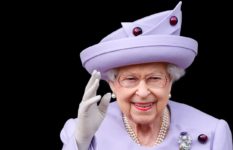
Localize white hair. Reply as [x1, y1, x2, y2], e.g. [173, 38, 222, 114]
[106, 69, 118, 81]
[167, 63, 185, 82]
[106, 63, 185, 82]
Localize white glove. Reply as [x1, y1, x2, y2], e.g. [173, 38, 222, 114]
[75, 70, 111, 150]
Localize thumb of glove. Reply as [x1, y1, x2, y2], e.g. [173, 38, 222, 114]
[98, 93, 111, 115]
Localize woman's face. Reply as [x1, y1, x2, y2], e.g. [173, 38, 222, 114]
[109, 62, 172, 125]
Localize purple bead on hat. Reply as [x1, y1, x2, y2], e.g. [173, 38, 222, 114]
[80, 1, 198, 80]
[132, 27, 143, 36]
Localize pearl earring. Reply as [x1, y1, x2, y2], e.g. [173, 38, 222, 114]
[169, 94, 171, 99]
[111, 93, 116, 99]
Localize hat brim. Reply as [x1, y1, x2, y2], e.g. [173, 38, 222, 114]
[80, 35, 198, 80]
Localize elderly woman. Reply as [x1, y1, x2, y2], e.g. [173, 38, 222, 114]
[60, 2, 232, 150]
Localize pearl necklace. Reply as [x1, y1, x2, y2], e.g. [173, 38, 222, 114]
[122, 107, 169, 146]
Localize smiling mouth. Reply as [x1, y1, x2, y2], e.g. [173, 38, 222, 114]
[133, 102, 154, 111]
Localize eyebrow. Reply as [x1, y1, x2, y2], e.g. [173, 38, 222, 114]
[119, 72, 166, 77]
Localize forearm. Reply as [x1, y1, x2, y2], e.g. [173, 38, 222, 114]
[75, 129, 94, 150]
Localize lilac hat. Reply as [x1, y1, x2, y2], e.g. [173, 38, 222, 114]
[80, 1, 198, 80]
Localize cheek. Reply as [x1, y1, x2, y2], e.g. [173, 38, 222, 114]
[116, 100, 130, 116]
[156, 97, 168, 113]
[151, 87, 171, 111]
[151, 84, 171, 99]
[115, 88, 135, 115]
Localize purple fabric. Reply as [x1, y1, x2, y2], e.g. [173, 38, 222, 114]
[79, 2, 198, 80]
[60, 100, 232, 150]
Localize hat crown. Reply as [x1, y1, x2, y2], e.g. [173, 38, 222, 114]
[101, 1, 182, 42]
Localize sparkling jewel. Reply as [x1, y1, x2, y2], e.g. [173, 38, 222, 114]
[132, 27, 143, 36]
[180, 132, 187, 136]
[122, 107, 169, 146]
[198, 134, 208, 144]
[169, 16, 178, 26]
[178, 131, 192, 150]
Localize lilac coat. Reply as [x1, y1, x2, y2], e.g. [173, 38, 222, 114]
[60, 100, 232, 150]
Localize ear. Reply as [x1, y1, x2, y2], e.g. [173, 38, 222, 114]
[108, 80, 116, 93]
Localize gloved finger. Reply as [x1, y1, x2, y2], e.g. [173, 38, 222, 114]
[98, 93, 111, 114]
[85, 70, 101, 91]
[79, 95, 101, 114]
[82, 78, 100, 101]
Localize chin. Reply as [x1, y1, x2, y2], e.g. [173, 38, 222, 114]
[131, 114, 156, 125]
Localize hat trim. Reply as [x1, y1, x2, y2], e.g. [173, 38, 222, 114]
[81, 35, 198, 65]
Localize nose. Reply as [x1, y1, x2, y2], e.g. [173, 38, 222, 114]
[135, 81, 151, 98]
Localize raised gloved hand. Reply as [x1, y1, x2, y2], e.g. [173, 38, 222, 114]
[75, 70, 111, 150]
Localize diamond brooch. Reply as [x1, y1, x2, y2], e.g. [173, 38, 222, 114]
[178, 132, 192, 150]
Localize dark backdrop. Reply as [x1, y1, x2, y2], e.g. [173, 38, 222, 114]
[14, 0, 232, 149]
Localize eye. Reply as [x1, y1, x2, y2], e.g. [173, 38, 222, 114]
[119, 75, 138, 84]
[125, 76, 138, 81]
[148, 76, 162, 81]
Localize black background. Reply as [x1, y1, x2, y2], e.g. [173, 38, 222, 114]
[8, 0, 232, 149]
